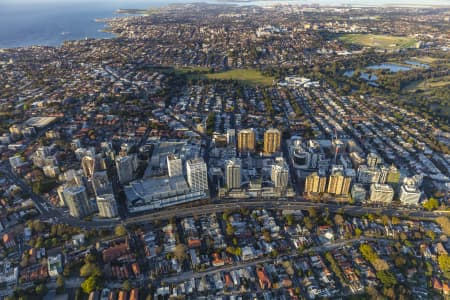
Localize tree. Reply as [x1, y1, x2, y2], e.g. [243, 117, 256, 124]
[35, 284, 48, 296]
[436, 217, 450, 235]
[56, 275, 65, 288]
[81, 275, 103, 294]
[115, 225, 127, 236]
[32, 220, 46, 233]
[376, 270, 397, 287]
[426, 230, 436, 241]
[394, 256, 406, 268]
[122, 280, 132, 292]
[423, 197, 439, 211]
[425, 261, 433, 276]
[372, 258, 390, 271]
[80, 263, 101, 277]
[438, 254, 450, 279]
[360, 244, 378, 263]
[285, 214, 294, 226]
[366, 285, 380, 299]
[391, 216, 401, 225]
[308, 207, 317, 218]
[334, 214, 344, 226]
[225, 223, 235, 236]
[173, 243, 187, 261]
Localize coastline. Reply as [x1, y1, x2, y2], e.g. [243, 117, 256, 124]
[1, 1, 449, 49]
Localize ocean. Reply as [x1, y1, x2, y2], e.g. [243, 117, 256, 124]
[0, 0, 191, 48]
[0, 0, 447, 49]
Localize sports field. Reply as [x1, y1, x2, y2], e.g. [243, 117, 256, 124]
[405, 75, 450, 91]
[204, 69, 275, 86]
[339, 34, 417, 50]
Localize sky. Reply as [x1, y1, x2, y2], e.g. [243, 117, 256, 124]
[1, 0, 449, 7]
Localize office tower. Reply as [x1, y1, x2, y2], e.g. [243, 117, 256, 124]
[292, 147, 310, 169]
[379, 165, 389, 184]
[369, 184, 394, 203]
[271, 162, 289, 189]
[116, 155, 135, 184]
[399, 184, 421, 206]
[386, 165, 401, 185]
[357, 165, 381, 184]
[305, 172, 327, 194]
[227, 129, 236, 145]
[81, 155, 96, 178]
[63, 185, 93, 218]
[96, 194, 119, 218]
[237, 129, 256, 153]
[186, 158, 209, 192]
[264, 128, 281, 154]
[327, 171, 351, 196]
[351, 183, 367, 202]
[92, 171, 113, 196]
[226, 159, 241, 190]
[167, 154, 183, 177]
[367, 152, 381, 168]
[349, 152, 366, 169]
[332, 139, 345, 163]
[33, 147, 50, 168]
[57, 185, 67, 207]
[43, 165, 60, 178]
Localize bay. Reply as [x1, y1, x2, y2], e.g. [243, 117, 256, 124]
[0, 0, 448, 49]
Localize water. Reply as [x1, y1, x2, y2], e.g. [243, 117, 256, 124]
[344, 70, 378, 81]
[0, 0, 194, 48]
[367, 63, 412, 72]
[1, 0, 448, 49]
[404, 60, 429, 68]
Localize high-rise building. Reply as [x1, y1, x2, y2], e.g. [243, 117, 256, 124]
[226, 159, 241, 190]
[349, 152, 366, 169]
[367, 152, 381, 168]
[271, 162, 289, 189]
[186, 158, 209, 192]
[167, 154, 183, 177]
[96, 194, 119, 218]
[237, 129, 256, 153]
[57, 185, 66, 207]
[43, 165, 60, 178]
[351, 184, 367, 202]
[81, 155, 96, 178]
[386, 165, 401, 186]
[227, 129, 236, 146]
[399, 184, 421, 206]
[327, 171, 351, 195]
[305, 172, 327, 194]
[92, 171, 113, 196]
[357, 165, 381, 184]
[369, 184, 394, 203]
[63, 185, 93, 218]
[116, 155, 136, 184]
[264, 128, 281, 154]
[379, 165, 389, 184]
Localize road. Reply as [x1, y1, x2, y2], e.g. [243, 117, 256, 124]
[1, 160, 449, 230]
[0, 163, 118, 229]
[161, 236, 377, 284]
[123, 198, 447, 226]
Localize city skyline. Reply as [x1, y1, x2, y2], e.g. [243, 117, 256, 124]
[0, 2, 448, 299]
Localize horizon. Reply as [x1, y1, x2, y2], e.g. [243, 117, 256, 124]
[2, 0, 450, 7]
